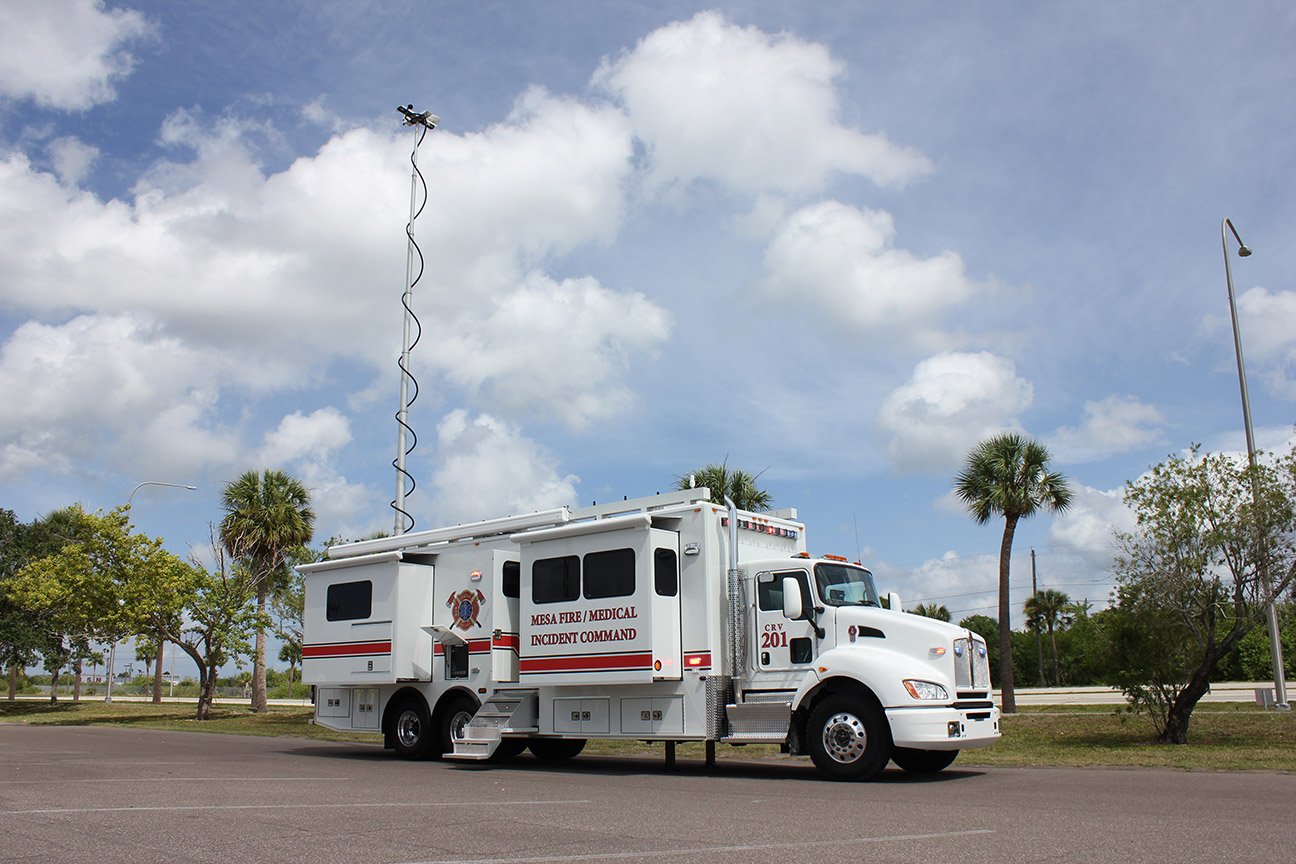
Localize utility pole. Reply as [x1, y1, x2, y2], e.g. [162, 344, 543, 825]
[1031, 549, 1045, 687]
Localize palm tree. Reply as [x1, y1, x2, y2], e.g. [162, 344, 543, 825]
[1024, 589, 1074, 686]
[909, 602, 952, 622]
[955, 433, 1072, 713]
[219, 469, 314, 712]
[676, 460, 771, 511]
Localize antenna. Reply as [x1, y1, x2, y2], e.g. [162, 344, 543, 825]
[391, 105, 440, 534]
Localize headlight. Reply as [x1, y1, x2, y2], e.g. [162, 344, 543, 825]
[903, 680, 949, 701]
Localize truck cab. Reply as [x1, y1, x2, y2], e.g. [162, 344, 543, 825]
[735, 554, 999, 777]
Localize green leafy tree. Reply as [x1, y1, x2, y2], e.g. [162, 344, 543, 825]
[676, 460, 772, 511]
[909, 602, 952, 622]
[955, 433, 1073, 713]
[1235, 602, 1295, 678]
[1024, 589, 1073, 686]
[0, 510, 48, 701]
[176, 528, 260, 720]
[219, 469, 314, 712]
[1108, 444, 1296, 743]
[273, 569, 305, 699]
[9, 506, 135, 704]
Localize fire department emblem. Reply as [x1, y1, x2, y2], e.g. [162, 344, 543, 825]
[447, 588, 486, 631]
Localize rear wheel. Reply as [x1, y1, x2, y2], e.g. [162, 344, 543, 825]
[891, 747, 959, 774]
[437, 694, 479, 759]
[390, 696, 435, 760]
[528, 738, 586, 761]
[492, 738, 529, 761]
[806, 694, 891, 780]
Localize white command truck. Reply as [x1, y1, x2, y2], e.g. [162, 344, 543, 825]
[299, 489, 1000, 780]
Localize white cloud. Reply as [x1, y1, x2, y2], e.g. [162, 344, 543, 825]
[257, 408, 352, 466]
[296, 460, 380, 544]
[0, 314, 238, 481]
[428, 273, 672, 429]
[48, 136, 100, 186]
[427, 410, 579, 525]
[1048, 482, 1135, 569]
[594, 11, 930, 197]
[878, 352, 1033, 472]
[1050, 395, 1163, 463]
[0, 0, 152, 110]
[0, 85, 663, 479]
[1236, 287, 1296, 398]
[754, 200, 976, 339]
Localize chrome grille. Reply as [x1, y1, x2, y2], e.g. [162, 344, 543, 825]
[972, 636, 990, 689]
[953, 638, 971, 688]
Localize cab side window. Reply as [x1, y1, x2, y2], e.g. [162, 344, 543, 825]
[757, 570, 811, 614]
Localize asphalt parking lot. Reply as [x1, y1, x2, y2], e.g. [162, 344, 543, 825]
[1, 725, 1291, 864]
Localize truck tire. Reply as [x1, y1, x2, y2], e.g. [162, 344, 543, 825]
[806, 694, 891, 780]
[390, 696, 436, 760]
[438, 694, 479, 758]
[528, 738, 586, 761]
[891, 747, 959, 774]
[491, 738, 529, 761]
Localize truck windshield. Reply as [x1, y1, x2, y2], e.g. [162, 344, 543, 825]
[814, 563, 880, 607]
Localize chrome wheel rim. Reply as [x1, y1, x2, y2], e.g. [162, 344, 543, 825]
[396, 709, 422, 748]
[822, 711, 867, 764]
[449, 708, 473, 742]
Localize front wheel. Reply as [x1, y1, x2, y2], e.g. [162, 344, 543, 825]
[806, 694, 891, 780]
[891, 747, 959, 774]
[528, 738, 586, 761]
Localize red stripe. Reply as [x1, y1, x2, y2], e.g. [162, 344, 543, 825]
[520, 652, 652, 674]
[433, 638, 491, 656]
[683, 651, 712, 669]
[492, 634, 520, 651]
[302, 641, 391, 658]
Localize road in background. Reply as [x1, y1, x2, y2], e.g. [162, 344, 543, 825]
[1010, 681, 1273, 706]
[0, 725, 1290, 864]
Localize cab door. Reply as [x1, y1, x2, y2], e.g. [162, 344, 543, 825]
[751, 569, 817, 679]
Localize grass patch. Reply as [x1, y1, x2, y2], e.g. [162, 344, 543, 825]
[0, 700, 378, 744]
[4, 700, 1292, 772]
[958, 703, 1296, 771]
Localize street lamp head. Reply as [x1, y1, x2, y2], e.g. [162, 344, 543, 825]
[1237, 245, 1252, 257]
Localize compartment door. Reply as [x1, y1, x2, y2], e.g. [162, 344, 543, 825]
[492, 550, 521, 682]
[649, 528, 682, 680]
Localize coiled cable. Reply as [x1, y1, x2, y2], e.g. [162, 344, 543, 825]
[391, 114, 433, 533]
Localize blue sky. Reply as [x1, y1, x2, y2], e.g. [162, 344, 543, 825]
[3, 0, 1295, 673]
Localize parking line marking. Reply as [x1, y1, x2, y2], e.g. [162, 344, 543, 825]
[396, 829, 997, 864]
[4, 799, 590, 815]
[0, 777, 348, 785]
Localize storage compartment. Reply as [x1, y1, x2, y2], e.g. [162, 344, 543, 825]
[620, 696, 684, 735]
[351, 687, 380, 729]
[317, 688, 350, 718]
[553, 697, 609, 734]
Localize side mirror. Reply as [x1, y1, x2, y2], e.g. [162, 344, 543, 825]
[887, 591, 902, 613]
[782, 576, 803, 620]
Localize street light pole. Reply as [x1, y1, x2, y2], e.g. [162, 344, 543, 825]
[127, 481, 197, 508]
[121, 481, 196, 704]
[1221, 217, 1289, 710]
